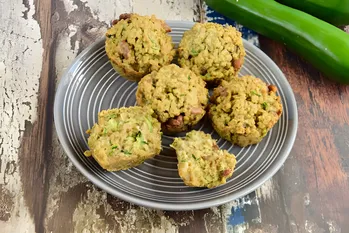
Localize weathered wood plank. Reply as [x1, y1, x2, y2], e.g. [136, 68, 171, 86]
[3, 0, 348, 231]
[45, 1, 217, 233]
[0, 0, 44, 232]
[254, 36, 349, 233]
[19, 0, 56, 231]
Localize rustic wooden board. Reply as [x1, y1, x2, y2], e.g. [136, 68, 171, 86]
[1, 0, 349, 232]
[255, 36, 349, 233]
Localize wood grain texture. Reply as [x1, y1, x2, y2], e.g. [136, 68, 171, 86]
[44, 1, 215, 233]
[2, 0, 349, 232]
[19, 0, 55, 232]
[0, 0, 43, 232]
[253, 36, 349, 233]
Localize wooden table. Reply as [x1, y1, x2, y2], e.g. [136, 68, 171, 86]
[1, 0, 348, 232]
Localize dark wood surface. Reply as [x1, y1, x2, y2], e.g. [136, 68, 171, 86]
[257, 36, 349, 233]
[1, 0, 349, 232]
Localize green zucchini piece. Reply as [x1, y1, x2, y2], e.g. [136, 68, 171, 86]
[276, 0, 349, 26]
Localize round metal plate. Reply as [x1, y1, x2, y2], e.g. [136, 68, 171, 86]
[54, 21, 298, 210]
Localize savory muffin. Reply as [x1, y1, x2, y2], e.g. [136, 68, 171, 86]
[170, 130, 237, 188]
[209, 75, 283, 147]
[84, 106, 162, 171]
[136, 64, 208, 134]
[178, 22, 245, 85]
[105, 13, 175, 81]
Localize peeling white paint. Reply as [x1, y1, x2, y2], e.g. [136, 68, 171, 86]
[62, 0, 78, 14]
[304, 220, 326, 233]
[210, 206, 220, 216]
[305, 220, 315, 233]
[72, 186, 180, 233]
[221, 199, 246, 233]
[81, 0, 199, 23]
[152, 216, 178, 233]
[227, 222, 248, 233]
[220, 195, 263, 233]
[256, 179, 276, 202]
[45, 17, 86, 229]
[72, 188, 114, 233]
[44, 130, 88, 225]
[81, 0, 133, 23]
[0, 0, 42, 231]
[43, 17, 91, 229]
[45, 0, 200, 232]
[203, 207, 223, 233]
[55, 25, 81, 80]
[132, 0, 200, 21]
[203, 213, 210, 233]
[0, 0, 272, 231]
[327, 220, 341, 233]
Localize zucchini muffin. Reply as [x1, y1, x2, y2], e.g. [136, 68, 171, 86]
[136, 64, 209, 133]
[170, 130, 237, 188]
[178, 22, 245, 85]
[209, 75, 283, 147]
[105, 13, 175, 81]
[84, 106, 162, 171]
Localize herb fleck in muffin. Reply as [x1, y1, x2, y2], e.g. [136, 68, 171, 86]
[170, 130, 237, 188]
[136, 64, 208, 133]
[105, 13, 175, 81]
[178, 22, 245, 85]
[209, 75, 283, 147]
[84, 106, 162, 171]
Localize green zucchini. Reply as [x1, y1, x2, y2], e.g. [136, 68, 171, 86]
[205, 0, 349, 84]
[276, 0, 349, 26]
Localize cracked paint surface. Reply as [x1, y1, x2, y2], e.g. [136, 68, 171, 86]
[0, 0, 276, 232]
[45, 0, 202, 232]
[0, 0, 42, 232]
[72, 185, 180, 233]
[2, 0, 347, 232]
